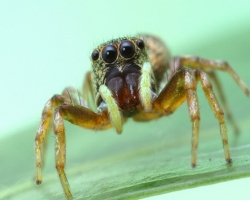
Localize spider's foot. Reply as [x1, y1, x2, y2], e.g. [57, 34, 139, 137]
[36, 179, 42, 185]
[226, 158, 233, 164]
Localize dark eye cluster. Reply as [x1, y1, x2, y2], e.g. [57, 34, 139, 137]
[91, 39, 145, 63]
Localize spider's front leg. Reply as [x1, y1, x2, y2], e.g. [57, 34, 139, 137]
[153, 67, 232, 167]
[35, 89, 110, 199]
[35, 87, 84, 185]
[35, 94, 66, 185]
[52, 103, 109, 199]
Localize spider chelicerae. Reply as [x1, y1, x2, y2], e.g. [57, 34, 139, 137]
[35, 34, 250, 199]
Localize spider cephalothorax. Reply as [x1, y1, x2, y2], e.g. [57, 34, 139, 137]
[34, 34, 250, 200]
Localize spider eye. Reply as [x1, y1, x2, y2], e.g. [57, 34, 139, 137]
[91, 50, 99, 61]
[119, 40, 135, 59]
[102, 45, 118, 63]
[136, 39, 145, 49]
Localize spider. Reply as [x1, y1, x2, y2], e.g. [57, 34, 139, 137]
[35, 34, 250, 199]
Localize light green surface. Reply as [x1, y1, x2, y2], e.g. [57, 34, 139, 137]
[1, 1, 250, 200]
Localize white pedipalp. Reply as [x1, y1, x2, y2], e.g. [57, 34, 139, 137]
[98, 85, 123, 134]
[139, 62, 154, 112]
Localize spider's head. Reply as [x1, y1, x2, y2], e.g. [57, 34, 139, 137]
[91, 37, 156, 111]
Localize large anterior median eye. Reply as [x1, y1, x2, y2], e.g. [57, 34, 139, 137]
[119, 40, 135, 59]
[102, 45, 118, 63]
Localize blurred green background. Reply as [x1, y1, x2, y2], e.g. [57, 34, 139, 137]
[1, 1, 250, 199]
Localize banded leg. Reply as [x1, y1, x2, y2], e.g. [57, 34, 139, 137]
[153, 68, 232, 166]
[35, 88, 98, 198]
[207, 71, 239, 134]
[169, 56, 250, 135]
[35, 87, 86, 184]
[196, 70, 232, 163]
[35, 94, 66, 185]
[53, 104, 109, 199]
[153, 68, 201, 167]
[170, 56, 250, 98]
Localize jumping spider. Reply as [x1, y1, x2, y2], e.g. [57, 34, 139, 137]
[35, 34, 250, 199]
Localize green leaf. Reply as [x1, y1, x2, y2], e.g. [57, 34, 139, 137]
[1, 21, 250, 200]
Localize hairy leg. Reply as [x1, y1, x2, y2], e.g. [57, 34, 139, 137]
[196, 70, 232, 163]
[35, 86, 87, 181]
[35, 90, 110, 199]
[82, 71, 95, 108]
[206, 71, 239, 134]
[153, 67, 231, 166]
[170, 56, 250, 97]
[153, 68, 200, 166]
[53, 104, 109, 199]
[35, 94, 66, 185]
[168, 56, 250, 135]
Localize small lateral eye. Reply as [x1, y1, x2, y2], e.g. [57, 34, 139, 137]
[136, 39, 145, 49]
[119, 40, 135, 59]
[102, 45, 118, 63]
[91, 50, 99, 61]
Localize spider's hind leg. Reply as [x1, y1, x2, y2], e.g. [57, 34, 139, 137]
[196, 70, 232, 163]
[206, 71, 239, 134]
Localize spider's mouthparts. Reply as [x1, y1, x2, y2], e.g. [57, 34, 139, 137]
[105, 64, 141, 110]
